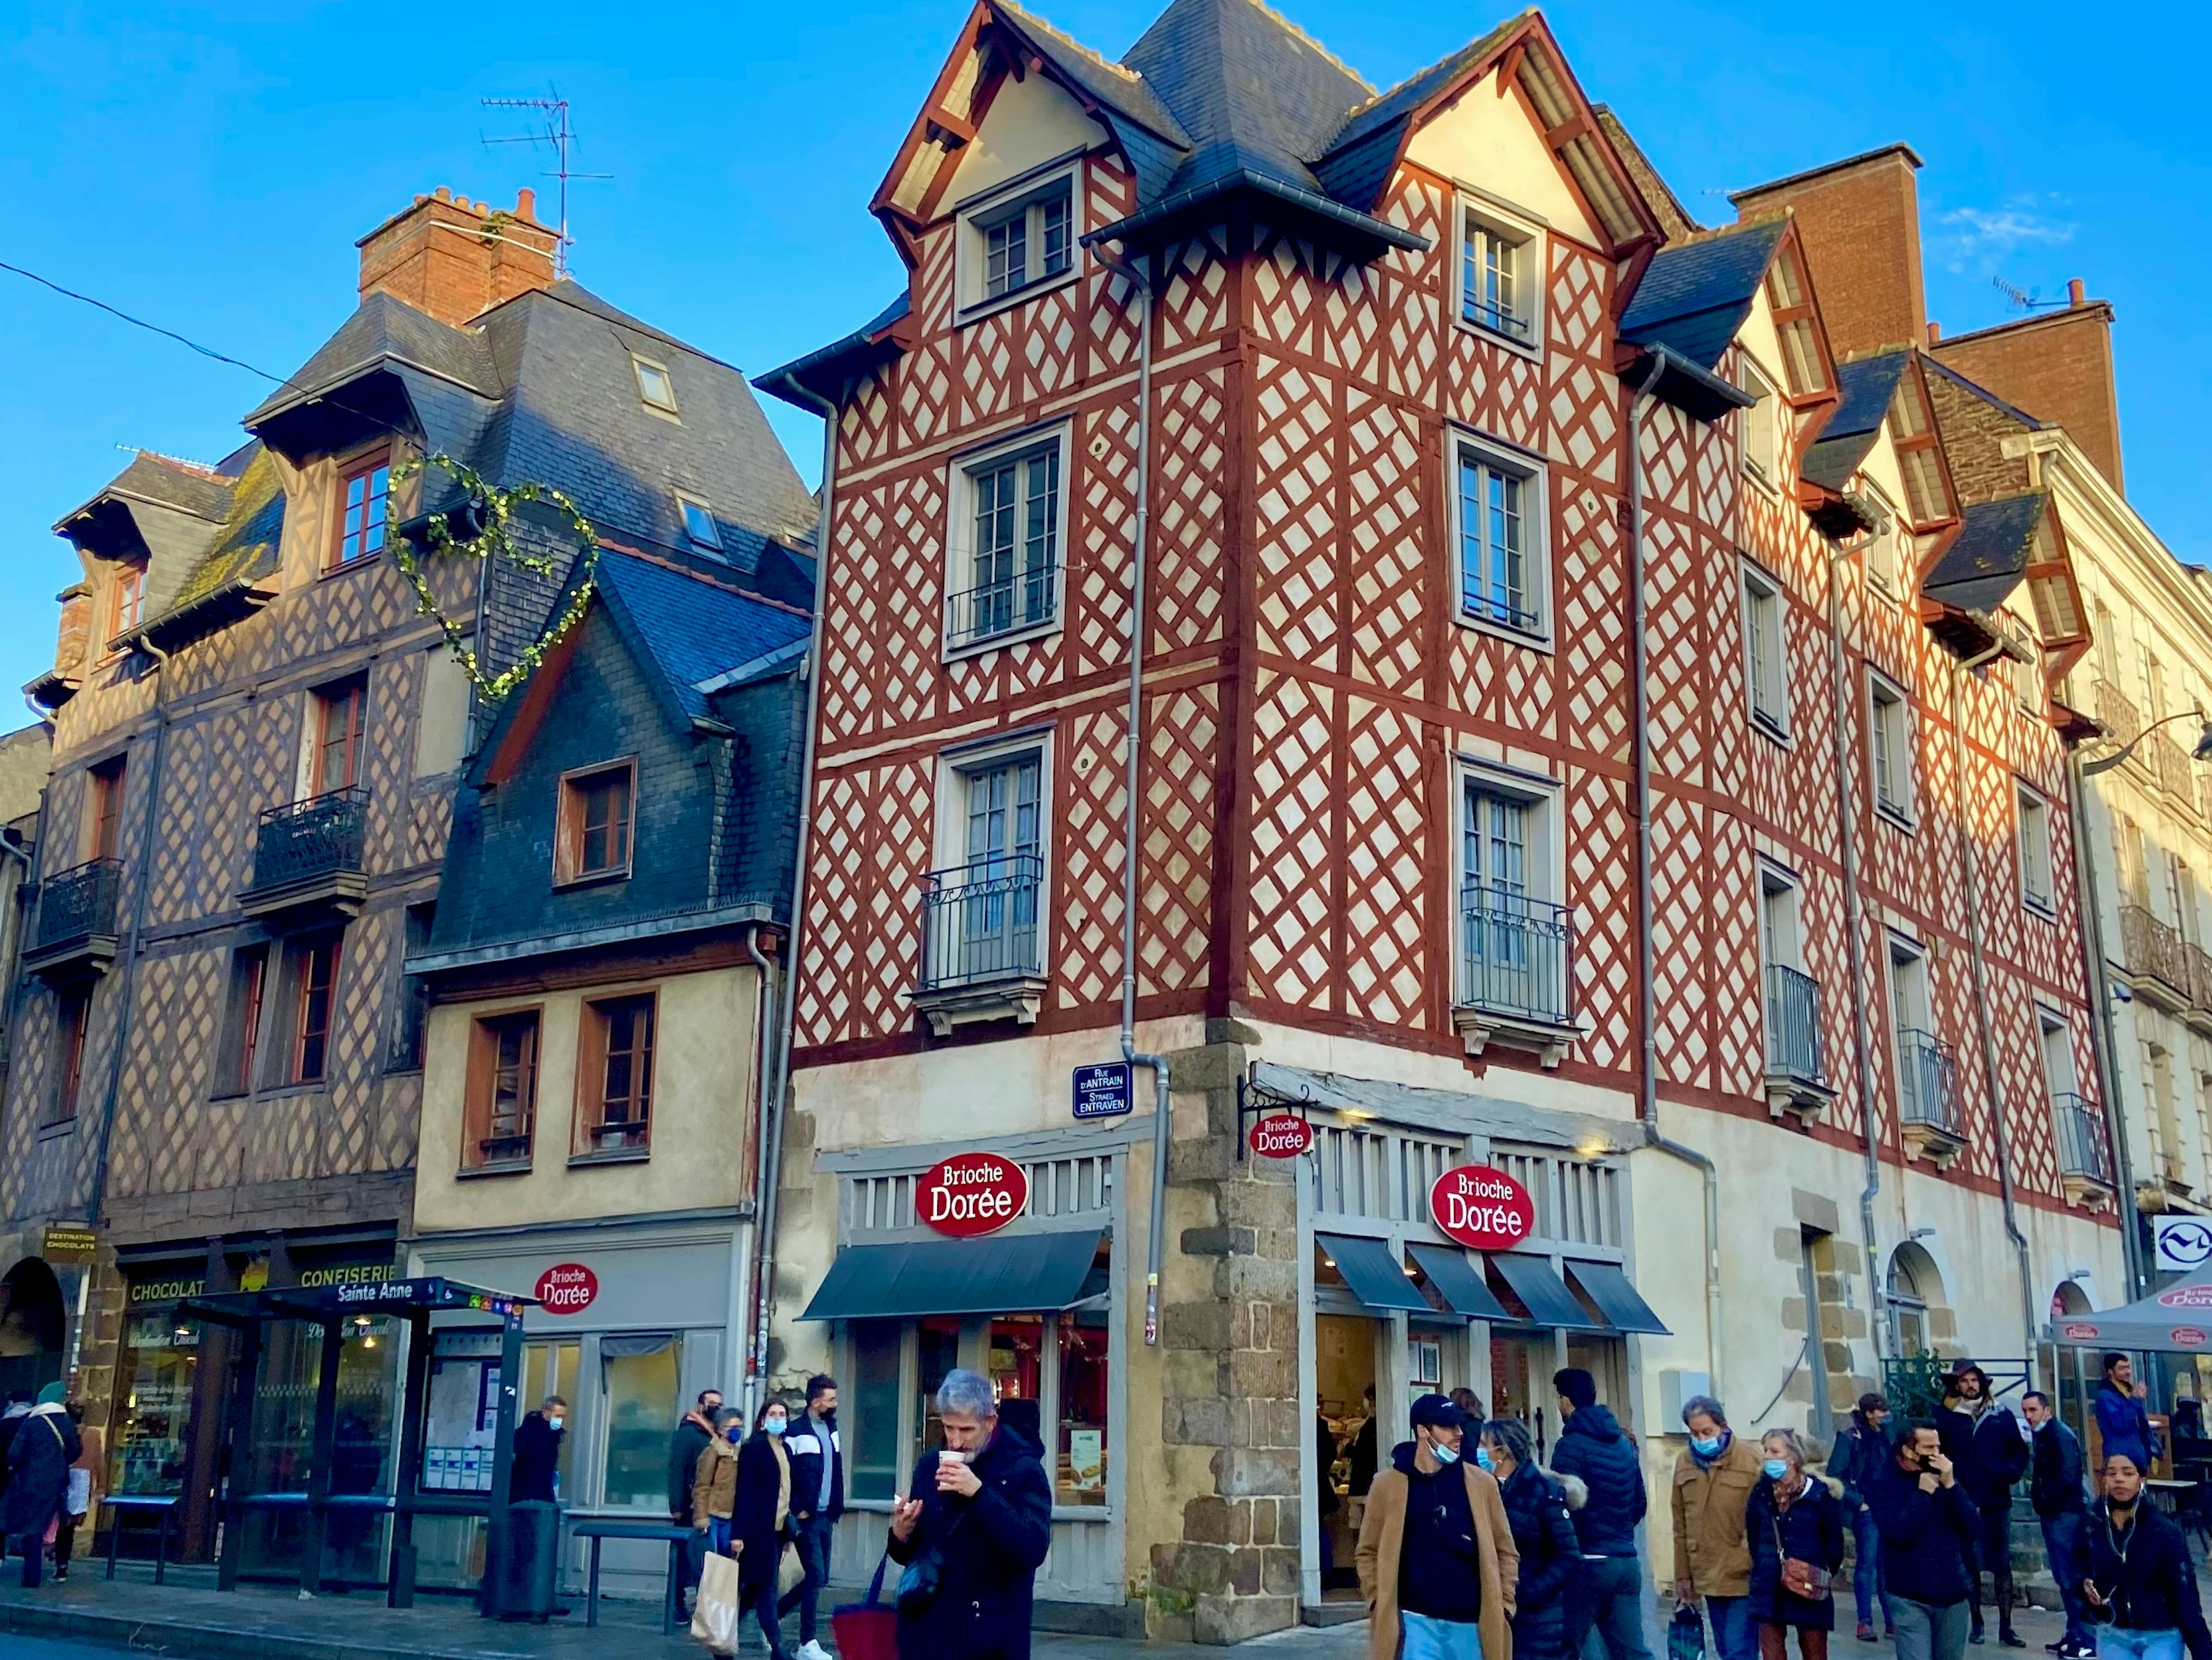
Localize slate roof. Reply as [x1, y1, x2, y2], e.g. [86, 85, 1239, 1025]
[1922, 491, 2046, 614]
[590, 550, 812, 728]
[1618, 218, 1789, 372]
[1801, 350, 1911, 492]
[1313, 12, 1527, 209]
[137, 444, 286, 649]
[244, 290, 501, 426]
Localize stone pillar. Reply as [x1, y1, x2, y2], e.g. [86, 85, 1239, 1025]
[1147, 1019, 1303, 1646]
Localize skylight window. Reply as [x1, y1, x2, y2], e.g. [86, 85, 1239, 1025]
[679, 496, 723, 553]
[634, 357, 679, 417]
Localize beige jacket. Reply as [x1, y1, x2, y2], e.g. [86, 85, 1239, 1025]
[1671, 1433, 1763, 1598]
[1357, 1457, 1518, 1660]
[692, 1436, 739, 1523]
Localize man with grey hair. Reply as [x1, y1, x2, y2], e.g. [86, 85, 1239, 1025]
[1672, 1395, 1763, 1660]
[887, 1367, 1051, 1659]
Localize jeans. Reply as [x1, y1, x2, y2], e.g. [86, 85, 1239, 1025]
[2097, 1631, 2182, 1660]
[1403, 1609, 1487, 1660]
[742, 1553, 790, 1659]
[1569, 1557, 1655, 1660]
[1891, 1596, 1971, 1660]
[704, 1515, 733, 1557]
[2040, 1512, 2090, 1649]
[1852, 1508, 1894, 1629]
[14, 1530, 44, 1589]
[1709, 1595, 1761, 1660]
[777, 1512, 834, 1643]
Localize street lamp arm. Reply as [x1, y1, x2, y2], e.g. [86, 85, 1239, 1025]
[2081, 707, 2212, 777]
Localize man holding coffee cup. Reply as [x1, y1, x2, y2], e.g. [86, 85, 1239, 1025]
[886, 1368, 1051, 1659]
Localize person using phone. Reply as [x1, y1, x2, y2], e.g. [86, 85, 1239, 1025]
[1866, 1423, 1980, 1660]
[2080, 1451, 2211, 1660]
[1746, 1427, 1846, 1660]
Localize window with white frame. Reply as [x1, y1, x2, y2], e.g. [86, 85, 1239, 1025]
[1760, 864, 1817, 1080]
[1459, 205, 1537, 347]
[947, 433, 1063, 652]
[2017, 782, 2055, 915]
[1740, 360, 1779, 484]
[921, 744, 1046, 990]
[961, 172, 1074, 309]
[1888, 937, 1949, 1129]
[632, 357, 679, 419]
[1868, 671, 1912, 824]
[1760, 867, 1802, 971]
[1457, 768, 1567, 1025]
[1862, 486, 1901, 597]
[1455, 437, 1545, 638]
[1741, 561, 1789, 739]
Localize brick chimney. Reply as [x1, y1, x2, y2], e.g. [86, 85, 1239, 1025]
[1732, 145, 1926, 358]
[1927, 282, 2123, 492]
[357, 186, 558, 329]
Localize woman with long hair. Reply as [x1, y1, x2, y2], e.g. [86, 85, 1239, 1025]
[1746, 1427, 1846, 1660]
[734, 1398, 796, 1660]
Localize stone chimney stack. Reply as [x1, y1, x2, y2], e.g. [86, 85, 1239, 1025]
[1732, 145, 1926, 357]
[356, 186, 558, 329]
[1927, 281, 2124, 493]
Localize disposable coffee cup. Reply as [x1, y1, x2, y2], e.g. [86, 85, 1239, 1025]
[939, 1450, 967, 1466]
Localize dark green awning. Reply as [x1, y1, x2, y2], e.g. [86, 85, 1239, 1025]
[1491, 1251, 1606, 1332]
[1319, 1234, 1430, 1314]
[799, 1230, 1103, 1321]
[1567, 1261, 1671, 1335]
[1408, 1243, 1512, 1321]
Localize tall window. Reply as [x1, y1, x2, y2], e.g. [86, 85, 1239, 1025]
[578, 993, 656, 1155]
[1460, 782, 1562, 1020]
[2017, 784, 2055, 914]
[55, 987, 90, 1122]
[1741, 564, 1789, 738]
[1869, 673, 1911, 822]
[112, 562, 147, 638]
[217, 944, 268, 1097]
[1457, 444, 1540, 634]
[1740, 361, 1779, 483]
[938, 752, 1043, 984]
[88, 756, 127, 861]
[312, 679, 367, 795]
[467, 1009, 541, 1168]
[557, 762, 635, 884]
[1460, 212, 1533, 345]
[954, 440, 1060, 648]
[331, 456, 390, 570]
[292, 934, 340, 1083]
[976, 180, 1072, 302]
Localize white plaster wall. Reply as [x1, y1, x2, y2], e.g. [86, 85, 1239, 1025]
[1402, 68, 1600, 248]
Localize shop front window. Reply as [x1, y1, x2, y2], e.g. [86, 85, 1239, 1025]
[917, 1317, 962, 1456]
[524, 1340, 580, 1499]
[1057, 1310, 1109, 1507]
[600, 1335, 680, 1508]
[110, 1309, 199, 1495]
[850, 1321, 902, 1502]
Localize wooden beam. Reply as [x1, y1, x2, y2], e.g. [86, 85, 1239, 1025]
[1546, 113, 1590, 150]
[1497, 42, 1526, 94]
[926, 106, 977, 147]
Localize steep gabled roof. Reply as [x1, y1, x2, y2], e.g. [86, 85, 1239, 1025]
[244, 290, 501, 427]
[995, 0, 1190, 149]
[1618, 218, 1789, 372]
[1922, 491, 2046, 615]
[1802, 350, 1912, 493]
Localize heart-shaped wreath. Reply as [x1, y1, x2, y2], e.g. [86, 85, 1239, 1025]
[388, 453, 601, 701]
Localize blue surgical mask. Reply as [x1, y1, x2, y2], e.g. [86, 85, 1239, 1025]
[765, 1416, 787, 1436]
[1475, 1447, 1495, 1473]
[1763, 1458, 1790, 1481]
[725, 1427, 743, 1443]
[1431, 1438, 1460, 1466]
[1691, 1435, 1722, 1457]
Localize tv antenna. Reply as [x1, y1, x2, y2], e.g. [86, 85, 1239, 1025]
[1992, 275, 2063, 314]
[480, 92, 611, 277]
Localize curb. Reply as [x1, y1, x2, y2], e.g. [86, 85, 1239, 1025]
[0, 1598, 556, 1660]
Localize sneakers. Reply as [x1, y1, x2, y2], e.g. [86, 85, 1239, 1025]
[1858, 1625, 1878, 1643]
[797, 1644, 832, 1660]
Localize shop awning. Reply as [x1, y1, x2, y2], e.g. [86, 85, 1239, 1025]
[1491, 1251, 1606, 1331]
[2047, 1268, 2212, 1351]
[1319, 1233, 1431, 1314]
[799, 1228, 1104, 1321]
[1407, 1243, 1513, 1321]
[1566, 1260, 1671, 1336]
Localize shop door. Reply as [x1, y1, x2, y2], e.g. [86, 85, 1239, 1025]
[1315, 1314, 1377, 1594]
[1490, 1330, 1559, 1457]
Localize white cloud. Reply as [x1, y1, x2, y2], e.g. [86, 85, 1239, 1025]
[1934, 204, 2075, 272]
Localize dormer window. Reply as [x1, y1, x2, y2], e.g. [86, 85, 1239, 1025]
[111, 562, 146, 638]
[1459, 205, 1538, 348]
[678, 495, 724, 553]
[957, 168, 1078, 315]
[1739, 360, 1779, 485]
[634, 357, 679, 418]
[331, 455, 390, 570]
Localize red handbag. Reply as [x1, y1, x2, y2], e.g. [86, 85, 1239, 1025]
[830, 1548, 900, 1660]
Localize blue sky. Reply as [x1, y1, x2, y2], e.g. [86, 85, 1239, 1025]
[3, 0, 2206, 699]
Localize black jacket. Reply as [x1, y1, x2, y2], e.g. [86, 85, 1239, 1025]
[1, 1405, 82, 1537]
[887, 1422, 1053, 1660]
[1827, 1421, 1888, 1511]
[668, 1413, 715, 1518]
[1746, 1474, 1846, 1630]
[2084, 1498, 2212, 1660]
[1350, 1413, 1380, 1498]
[2029, 1419, 2088, 1519]
[1937, 1402, 2029, 1510]
[1499, 1462, 1583, 1657]
[1550, 1404, 1644, 1557]
[785, 1408, 845, 1523]
[1866, 1458, 1980, 1609]
[0, 1409, 25, 1502]
[1317, 1415, 1340, 1518]
[733, 1432, 791, 1586]
[510, 1411, 562, 1504]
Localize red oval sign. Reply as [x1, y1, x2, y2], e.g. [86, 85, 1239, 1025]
[2063, 1323, 2101, 1341]
[2161, 1284, 2212, 1309]
[535, 1262, 598, 1315]
[1248, 1113, 1314, 1159]
[1429, 1164, 1537, 1251]
[2175, 1327, 2209, 1347]
[916, 1152, 1028, 1238]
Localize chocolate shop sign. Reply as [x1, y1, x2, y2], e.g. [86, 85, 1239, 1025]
[128, 1258, 396, 1305]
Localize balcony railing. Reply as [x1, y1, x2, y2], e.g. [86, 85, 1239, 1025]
[33, 859, 121, 954]
[1457, 884, 1573, 1027]
[1765, 963, 1824, 1084]
[2095, 679, 2142, 751]
[2052, 1092, 2113, 1186]
[244, 788, 368, 897]
[2190, 944, 2212, 1018]
[2153, 729, 2198, 803]
[918, 853, 1044, 993]
[945, 564, 1058, 653]
[1897, 1028, 1961, 1136]
[2120, 903, 2191, 1002]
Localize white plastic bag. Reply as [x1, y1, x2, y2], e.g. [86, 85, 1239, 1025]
[691, 1548, 742, 1655]
[65, 1468, 90, 1518]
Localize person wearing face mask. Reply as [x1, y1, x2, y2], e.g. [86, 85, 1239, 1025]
[733, 1400, 797, 1660]
[1675, 1396, 1766, 1660]
[1746, 1427, 1847, 1660]
[1357, 1394, 1518, 1660]
[692, 1406, 748, 1557]
[1483, 1415, 1584, 1660]
[1866, 1423, 1979, 1660]
[2081, 1451, 2211, 1660]
[510, 1395, 566, 1504]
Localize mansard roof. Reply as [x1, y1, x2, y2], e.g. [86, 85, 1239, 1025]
[1801, 349, 1912, 493]
[590, 548, 812, 731]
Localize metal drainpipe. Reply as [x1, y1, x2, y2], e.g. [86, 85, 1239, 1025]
[2065, 751, 2145, 1296]
[85, 635, 173, 1226]
[1625, 353, 1725, 1387]
[1823, 534, 1887, 1366]
[737, 921, 780, 1421]
[1948, 641, 2038, 1351]
[752, 387, 838, 1394]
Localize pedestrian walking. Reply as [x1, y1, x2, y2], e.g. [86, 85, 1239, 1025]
[1866, 1421, 1980, 1660]
[2093, 1358, 2158, 1481]
[52, 1401, 96, 1583]
[1357, 1393, 1518, 1660]
[1485, 1414, 1584, 1660]
[670, 1388, 723, 1620]
[1674, 1395, 1766, 1660]
[734, 1400, 796, 1660]
[2080, 1452, 2211, 1660]
[885, 1368, 1051, 1660]
[692, 1406, 747, 1559]
[1936, 1366, 2029, 1648]
[1551, 1367, 1653, 1660]
[510, 1394, 565, 1503]
[1747, 1427, 1847, 1660]
[1829, 1394, 1897, 1643]
[2020, 1391, 2091, 1659]
[0, 1390, 29, 1511]
[780, 1374, 843, 1660]
[2, 1383, 81, 1589]
[1318, 1410, 1342, 1582]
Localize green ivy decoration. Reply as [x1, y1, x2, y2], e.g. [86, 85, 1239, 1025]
[388, 453, 600, 702]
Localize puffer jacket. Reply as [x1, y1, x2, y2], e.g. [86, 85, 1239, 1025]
[1745, 1472, 1846, 1630]
[1672, 1432, 1763, 1598]
[1501, 1463, 1586, 1659]
[1, 1404, 79, 1539]
[1550, 1404, 1644, 1557]
[887, 1419, 1053, 1660]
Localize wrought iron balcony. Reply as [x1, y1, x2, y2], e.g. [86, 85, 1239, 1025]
[2190, 944, 2212, 1022]
[910, 853, 1047, 1037]
[2095, 679, 2143, 751]
[945, 564, 1058, 653]
[1452, 884, 1578, 1067]
[2119, 902, 2191, 1011]
[239, 788, 369, 926]
[1764, 963, 1834, 1122]
[1897, 1028, 1964, 1166]
[25, 858, 122, 982]
[2052, 1092, 2114, 1199]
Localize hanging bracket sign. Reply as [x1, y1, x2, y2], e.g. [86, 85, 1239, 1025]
[1429, 1164, 1537, 1252]
[916, 1152, 1029, 1238]
[1247, 1113, 1315, 1159]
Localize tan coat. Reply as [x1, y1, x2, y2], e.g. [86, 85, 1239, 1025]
[692, 1436, 739, 1523]
[1671, 1434, 1763, 1598]
[1357, 1457, 1518, 1660]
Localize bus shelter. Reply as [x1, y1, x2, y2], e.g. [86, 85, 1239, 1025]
[178, 1275, 533, 1608]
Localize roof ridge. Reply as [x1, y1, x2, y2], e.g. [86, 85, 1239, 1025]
[131, 449, 232, 480]
[995, 0, 1147, 85]
[1671, 212, 1787, 248]
[1339, 6, 1528, 120]
[1226, 0, 1373, 96]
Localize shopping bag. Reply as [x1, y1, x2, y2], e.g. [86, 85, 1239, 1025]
[830, 1548, 901, 1660]
[1668, 1602, 1707, 1660]
[66, 1468, 91, 1518]
[778, 1539, 806, 1598]
[690, 1548, 743, 1655]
